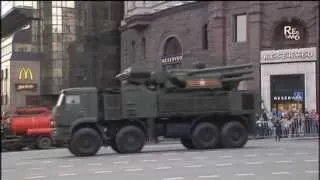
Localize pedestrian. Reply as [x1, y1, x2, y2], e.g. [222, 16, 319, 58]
[310, 110, 319, 136]
[274, 119, 282, 142]
[304, 112, 312, 136]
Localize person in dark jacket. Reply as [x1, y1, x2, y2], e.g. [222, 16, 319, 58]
[274, 119, 282, 142]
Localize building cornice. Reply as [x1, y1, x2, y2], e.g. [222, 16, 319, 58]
[121, 1, 208, 31]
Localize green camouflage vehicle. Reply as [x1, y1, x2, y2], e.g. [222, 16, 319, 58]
[53, 63, 257, 156]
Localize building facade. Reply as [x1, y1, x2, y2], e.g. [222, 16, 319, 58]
[120, 1, 319, 113]
[1, 1, 123, 111]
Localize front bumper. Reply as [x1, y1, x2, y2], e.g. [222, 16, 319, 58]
[52, 127, 71, 145]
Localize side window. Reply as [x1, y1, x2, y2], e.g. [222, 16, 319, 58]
[65, 95, 80, 105]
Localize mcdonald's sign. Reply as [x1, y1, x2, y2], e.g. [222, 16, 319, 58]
[19, 68, 33, 81]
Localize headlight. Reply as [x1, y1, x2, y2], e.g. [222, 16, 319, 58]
[50, 120, 55, 127]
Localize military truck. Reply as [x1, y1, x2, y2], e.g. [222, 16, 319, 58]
[53, 63, 257, 156]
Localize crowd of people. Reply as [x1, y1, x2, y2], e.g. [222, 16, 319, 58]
[271, 108, 319, 139]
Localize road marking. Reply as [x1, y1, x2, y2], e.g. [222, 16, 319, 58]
[275, 160, 293, 164]
[219, 155, 232, 159]
[168, 158, 182, 161]
[236, 173, 256, 176]
[163, 153, 178, 156]
[140, 154, 154, 157]
[305, 170, 319, 174]
[17, 162, 32, 165]
[184, 164, 204, 168]
[124, 168, 144, 172]
[67, 159, 80, 162]
[267, 153, 282, 156]
[118, 155, 130, 158]
[304, 159, 318, 162]
[24, 176, 46, 179]
[59, 165, 74, 168]
[216, 163, 232, 167]
[94, 170, 112, 174]
[28, 167, 45, 170]
[244, 154, 257, 157]
[198, 175, 220, 178]
[113, 161, 129, 165]
[192, 156, 208, 160]
[3, 169, 16, 172]
[141, 159, 157, 162]
[41, 160, 54, 164]
[155, 166, 172, 170]
[88, 163, 102, 166]
[163, 177, 184, 180]
[272, 171, 291, 175]
[58, 173, 77, 176]
[245, 161, 264, 165]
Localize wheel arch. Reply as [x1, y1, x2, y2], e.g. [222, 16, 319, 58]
[70, 118, 104, 139]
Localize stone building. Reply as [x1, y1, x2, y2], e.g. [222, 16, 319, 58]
[120, 1, 319, 113]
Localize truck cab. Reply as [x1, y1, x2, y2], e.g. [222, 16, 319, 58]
[53, 87, 99, 145]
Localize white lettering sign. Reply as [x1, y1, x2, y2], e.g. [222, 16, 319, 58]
[284, 25, 300, 40]
[260, 47, 317, 64]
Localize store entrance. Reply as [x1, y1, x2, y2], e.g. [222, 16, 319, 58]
[270, 74, 305, 113]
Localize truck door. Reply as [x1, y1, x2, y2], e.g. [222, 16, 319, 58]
[56, 94, 82, 126]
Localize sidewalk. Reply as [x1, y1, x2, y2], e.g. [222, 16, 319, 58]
[250, 135, 319, 141]
[156, 135, 319, 145]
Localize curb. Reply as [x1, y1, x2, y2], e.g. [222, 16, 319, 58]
[155, 136, 319, 145]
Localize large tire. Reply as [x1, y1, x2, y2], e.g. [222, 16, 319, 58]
[221, 121, 248, 148]
[69, 128, 102, 156]
[115, 126, 145, 154]
[180, 137, 195, 149]
[191, 122, 220, 149]
[37, 136, 52, 149]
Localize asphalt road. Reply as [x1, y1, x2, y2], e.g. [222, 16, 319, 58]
[2, 139, 319, 180]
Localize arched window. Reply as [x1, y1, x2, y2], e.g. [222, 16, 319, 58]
[141, 37, 146, 60]
[131, 40, 136, 63]
[272, 18, 307, 49]
[202, 24, 208, 49]
[163, 37, 182, 57]
[162, 37, 183, 69]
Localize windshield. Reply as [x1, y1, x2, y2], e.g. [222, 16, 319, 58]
[56, 93, 65, 107]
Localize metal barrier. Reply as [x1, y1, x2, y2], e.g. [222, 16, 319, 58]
[255, 119, 319, 139]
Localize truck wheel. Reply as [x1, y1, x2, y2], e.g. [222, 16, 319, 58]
[69, 128, 102, 156]
[191, 122, 220, 149]
[180, 138, 195, 149]
[221, 121, 248, 148]
[37, 137, 52, 149]
[115, 125, 145, 154]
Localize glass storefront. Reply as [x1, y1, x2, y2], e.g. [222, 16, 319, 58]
[270, 74, 305, 113]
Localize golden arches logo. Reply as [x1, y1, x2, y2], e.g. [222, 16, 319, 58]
[19, 68, 33, 81]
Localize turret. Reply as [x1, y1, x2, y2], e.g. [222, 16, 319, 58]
[116, 63, 254, 91]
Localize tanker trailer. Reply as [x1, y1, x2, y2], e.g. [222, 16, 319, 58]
[1, 107, 55, 151]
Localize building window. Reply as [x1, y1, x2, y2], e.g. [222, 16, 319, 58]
[163, 37, 182, 57]
[202, 24, 208, 49]
[104, 7, 109, 19]
[235, 14, 247, 42]
[141, 37, 146, 60]
[162, 37, 183, 69]
[5, 69, 8, 80]
[131, 40, 136, 63]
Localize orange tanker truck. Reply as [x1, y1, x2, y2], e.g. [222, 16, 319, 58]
[1, 107, 56, 151]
